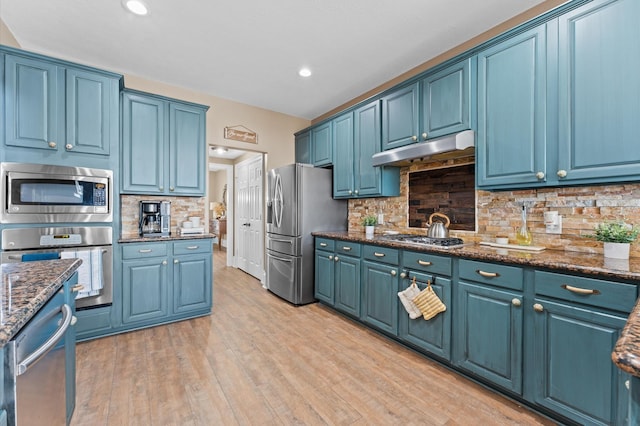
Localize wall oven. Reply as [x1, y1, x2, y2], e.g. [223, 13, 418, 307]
[1, 227, 113, 310]
[0, 162, 113, 224]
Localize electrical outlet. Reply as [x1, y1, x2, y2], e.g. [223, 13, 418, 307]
[378, 213, 384, 225]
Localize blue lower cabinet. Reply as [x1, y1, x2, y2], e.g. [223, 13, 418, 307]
[361, 260, 399, 335]
[314, 249, 335, 304]
[172, 242, 212, 315]
[398, 271, 452, 361]
[75, 306, 113, 340]
[532, 297, 629, 425]
[122, 257, 169, 324]
[454, 281, 523, 394]
[334, 254, 361, 317]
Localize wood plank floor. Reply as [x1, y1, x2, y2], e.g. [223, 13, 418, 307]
[71, 249, 557, 425]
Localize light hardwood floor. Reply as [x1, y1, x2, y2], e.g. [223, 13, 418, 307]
[71, 248, 556, 425]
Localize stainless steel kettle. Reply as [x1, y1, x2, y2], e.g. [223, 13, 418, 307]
[426, 212, 450, 238]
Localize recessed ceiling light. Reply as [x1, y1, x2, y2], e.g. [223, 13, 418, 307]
[123, 0, 149, 16]
[298, 68, 312, 78]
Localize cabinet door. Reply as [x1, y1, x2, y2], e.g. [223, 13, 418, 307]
[332, 112, 355, 198]
[381, 83, 419, 150]
[311, 122, 332, 166]
[454, 281, 523, 394]
[173, 253, 212, 314]
[335, 255, 361, 317]
[4, 54, 60, 150]
[122, 258, 168, 323]
[314, 250, 335, 304]
[476, 25, 547, 188]
[169, 102, 206, 196]
[532, 297, 628, 425]
[121, 92, 166, 194]
[421, 58, 472, 139]
[65, 68, 117, 155]
[295, 131, 311, 164]
[557, 0, 640, 184]
[354, 100, 383, 197]
[361, 260, 398, 335]
[398, 272, 451, 361]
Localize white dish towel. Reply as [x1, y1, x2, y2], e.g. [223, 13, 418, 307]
[61, 248, 104, 299]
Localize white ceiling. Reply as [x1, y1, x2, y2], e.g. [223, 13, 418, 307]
[0, 0, 546, 120]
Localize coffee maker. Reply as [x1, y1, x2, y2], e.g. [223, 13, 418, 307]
[139, 201, 171, 237]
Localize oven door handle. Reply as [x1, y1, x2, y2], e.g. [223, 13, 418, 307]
[17, 303, 72, 376]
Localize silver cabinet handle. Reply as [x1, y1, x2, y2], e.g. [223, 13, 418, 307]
[533, 303, 544, 312]
[334, 256, 339, 262]
[174, 259, 179, 264]
[411, 135, 418, 141]
[48, 141, 57, 148]
[374, 252, 385, 257]
[557, 170, 567, 178]
[390, 270, 397, 276]
[139, 249, 152, 253]
[417, 260, 432, 266]
[342, 246, 351, 251]
[186, 246, 199, 250]
[320, 243, 328, 247]
[162, 260, 168, 265]
[477, 270, 500, 278]
[512, 298, 521, 307]
[65, 143, 73, 150]
[17, 304, 72, 375]
[536, 171, 545, 179]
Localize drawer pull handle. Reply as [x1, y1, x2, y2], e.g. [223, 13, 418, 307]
[477, 270, 500, 278]
[139, 249, 152, 253]
[417, 260, 432, 266]
[374, 252, 385, 257]
[186, 245, 199, 250]
[342, 247, 352, 251]
[71, 284, 85, 293]
[561, 284, 600, 295]
[320, 243, 327, 247]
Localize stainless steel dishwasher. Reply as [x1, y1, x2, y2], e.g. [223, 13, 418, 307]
[5, 289, 72, 425]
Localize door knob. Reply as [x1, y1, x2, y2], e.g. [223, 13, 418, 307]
[411, 135, 418, 142]
[533, 303, 544, 312]
[512, 298, 521, 307]
[334, 256, 339, 262]
[557, 170, 567, 178]
[422, 132, 428, 140]
[535, 171, 545, 179]
[48, 141, 57, 148]
[390, 270, 397, 276]
[174, 259, 179, 264]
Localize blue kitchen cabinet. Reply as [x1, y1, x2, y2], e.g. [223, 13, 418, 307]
[476, 25, 548, 189]
[121, 89, 208, 196]
[314, 246, 335, 304]
[75, 306, 113, 341]
[3, 48, 120, 165]
[454, 260, 524, 394]
[334, 242, 361, 317]
[311, 122, 332, 167]
[398, 251, 453, 361]
[333, 100, 400, 198]
[361, 245, 399, 335]
[555, 0, 640, 185]
[381, 58, 473, 150]
[172, 240, 212, 315]
[121, 243, 169, 324]
[294, 130, 311, 164]
[532, 270, 635, 425]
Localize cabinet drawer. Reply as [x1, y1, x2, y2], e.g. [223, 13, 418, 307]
[122, 243, 168, 260]
[363, 245, 399, 265]
[534, 270, 637, 313]
[459, 259, 523, 291]
[173, 240, 213, 255]
[315, 238, 335, 251]
[403, 251, 451, 277]
[335, 241, 361, 257]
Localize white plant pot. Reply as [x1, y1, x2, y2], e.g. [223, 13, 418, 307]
[365, 226, 375, 238]
[603, 242, 630, 259]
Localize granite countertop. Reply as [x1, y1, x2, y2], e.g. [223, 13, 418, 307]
[313, 231, 640, 281]
[0, 259, 82, 347]
[119, 233, 216, 244]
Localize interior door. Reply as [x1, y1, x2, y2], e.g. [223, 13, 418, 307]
[236, 155, 264, 281]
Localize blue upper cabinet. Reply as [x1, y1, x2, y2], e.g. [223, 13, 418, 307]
[381, 59, 473, 151]
[311, 121, 332, 167]
[556, 0, 640, 184]
[121, 89, 208, 196]
[476, 25, 548, 189]
[478, 0, 640, 189]
[381, 83, 419, 150]
[332, 111, 355, 198]
[294, 130, 311, 164]
[3, 48, 121, 166]
[421, 58, 473, 139]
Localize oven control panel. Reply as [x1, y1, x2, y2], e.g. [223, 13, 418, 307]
[40, 234, 82, 246]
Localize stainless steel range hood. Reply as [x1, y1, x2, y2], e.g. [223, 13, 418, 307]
[372, 130, 475, 167]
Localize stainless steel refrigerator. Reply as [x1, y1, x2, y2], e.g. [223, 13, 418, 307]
[266, 163, 347, 305]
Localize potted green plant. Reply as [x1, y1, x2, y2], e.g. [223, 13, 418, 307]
[586, 221, 639, 259]
[362, 215, 378, 237]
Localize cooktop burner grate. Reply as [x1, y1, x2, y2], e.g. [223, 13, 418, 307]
[382, 234, 465, 248]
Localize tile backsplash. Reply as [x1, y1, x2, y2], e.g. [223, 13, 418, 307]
[120, 195, 207, 238]
[349, 158, 640, 257]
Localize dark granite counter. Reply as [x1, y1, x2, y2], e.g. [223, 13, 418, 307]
[313, 231, 640, 282]
[0, 258, 82, 346]
[119, 233, 216, 244]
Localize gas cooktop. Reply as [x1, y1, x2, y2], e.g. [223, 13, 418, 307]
[379, 234, 466, 248]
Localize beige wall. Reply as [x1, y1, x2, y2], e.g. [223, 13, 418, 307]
[209, 170, 227, 207]
[0, 19, 20, 48]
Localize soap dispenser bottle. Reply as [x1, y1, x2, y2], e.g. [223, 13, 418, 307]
[516, 205, 532, 246]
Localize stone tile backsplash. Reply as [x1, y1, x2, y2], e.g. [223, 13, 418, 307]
[120, 195, 207, 238]
[348, 158, 640, 257]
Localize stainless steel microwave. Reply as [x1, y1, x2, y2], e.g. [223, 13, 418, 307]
[0, 162, 113, 224]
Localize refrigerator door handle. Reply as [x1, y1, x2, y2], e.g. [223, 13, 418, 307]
[273, 173, 284, 228]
